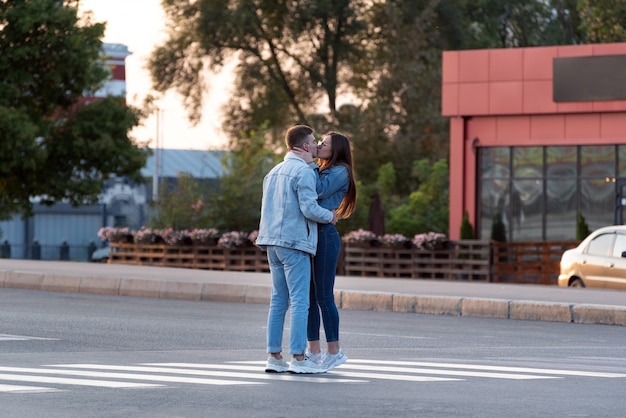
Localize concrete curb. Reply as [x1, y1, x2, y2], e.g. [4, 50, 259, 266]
[1, 270, 625, 327]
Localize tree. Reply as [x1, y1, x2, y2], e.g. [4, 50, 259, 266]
[576, 211, 591, 241]
[149, 0, 369, 145]
[386, 158, 449, 236]
[212, 127, 280, 232]
[148, 172, 220, 230]
[0, 0, 148, 220]
[578, 0, 626, 42]
[460, 211, 475, 240]
[353, 0, 450, 195]
[461, 0, 585, 48]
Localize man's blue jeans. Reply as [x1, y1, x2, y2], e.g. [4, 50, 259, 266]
[307, 223, 341, 343]
[266, 246, 312, 355]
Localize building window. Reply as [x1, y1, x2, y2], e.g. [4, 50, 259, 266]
[512, 147, 543, 241]
[545, 146, 576, 241]
[478, 145, 621, 242]
[479, 147, 510, 241]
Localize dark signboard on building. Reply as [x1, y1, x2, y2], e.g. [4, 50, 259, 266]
[553, 54, 626, 102]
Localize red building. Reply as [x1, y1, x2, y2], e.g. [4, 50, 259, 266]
[442, 43, 626, 241]
[95, 43, 131, 98]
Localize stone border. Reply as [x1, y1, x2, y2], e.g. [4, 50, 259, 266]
[1, 271, 624, 326]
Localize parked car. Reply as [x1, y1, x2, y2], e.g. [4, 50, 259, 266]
[91, 246, 110, 263]
[558, 225, 626, 289]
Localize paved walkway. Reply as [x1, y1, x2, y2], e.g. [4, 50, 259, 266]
[1, 259, 625, 326]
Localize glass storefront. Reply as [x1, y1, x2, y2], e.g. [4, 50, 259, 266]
[478, 145, 624, 242]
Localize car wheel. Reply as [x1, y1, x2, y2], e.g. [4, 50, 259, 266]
[570, 278, 585, 288]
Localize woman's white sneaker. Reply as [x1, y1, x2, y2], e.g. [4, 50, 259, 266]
[288, 358, 327, 374]
[321, 350, 347, 371]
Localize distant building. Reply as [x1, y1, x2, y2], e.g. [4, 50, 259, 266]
[0, 148, 224, 261]
[443, 42, 626, 241]
[96, 43, 131, 97]
[0, 43, 226, 261]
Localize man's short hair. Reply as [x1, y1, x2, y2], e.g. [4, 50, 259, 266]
[285, 125, 313, 149]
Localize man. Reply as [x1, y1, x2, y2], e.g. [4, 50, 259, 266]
[256, 125, 337, 374]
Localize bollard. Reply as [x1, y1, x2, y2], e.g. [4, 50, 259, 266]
[60, 241, 70, 261]
[87, 241, 97, 261]
[1, 240, 10, 259]
[32, 240, 41, 260]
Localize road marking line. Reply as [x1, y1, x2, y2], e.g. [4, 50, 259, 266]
[0, 383, 61, 393]
[0, 366, 260, 386]
[142, 363, 456, 382]
[333, 365, 556, 380]
[349, 360, 626, 378]
[234, 361, 556, 380]
[0, 334, 59, 341]
[50, 364, 365, 384]
[329, 371, 460, 382]
[0, 373, 162, 388]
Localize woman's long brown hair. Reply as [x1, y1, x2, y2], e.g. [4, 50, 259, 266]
[319, 132, 357, 219]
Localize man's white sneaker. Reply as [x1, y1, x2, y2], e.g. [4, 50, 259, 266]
[265, 356, 289, 373]
[288, 358, 327, 374]
[321, 349, 347, 371]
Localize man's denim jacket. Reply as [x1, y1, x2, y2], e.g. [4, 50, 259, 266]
[256, 152, 334, 255]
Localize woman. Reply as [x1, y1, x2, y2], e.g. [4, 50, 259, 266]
[296, 131, 357, 371]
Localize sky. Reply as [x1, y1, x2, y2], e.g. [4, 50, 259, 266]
[79, 0, 230, 150]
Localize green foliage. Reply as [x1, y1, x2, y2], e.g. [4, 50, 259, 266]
[355, 0, 450, 195]
[460, 211, 475, 240]
[462, 0, 585, 48]
[376, 162, 396, 203]
[212, 128, 280, 232]
[491, 213, 507, 242]
[0, 0, 147, 219]
[576, 211, 591, 241]
[148, 128, 279, 233]
[578, 0, 626, 42]
[148, 173, 219, 231]
[387, 159, 449, 236]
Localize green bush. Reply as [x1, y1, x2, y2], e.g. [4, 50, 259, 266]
[577, 212, 591, 241]
[387, 159, 449, 236]
[460, 211, 475, 239]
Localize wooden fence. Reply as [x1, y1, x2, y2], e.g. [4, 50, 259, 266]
[110, 239, 579, 285]
[342, 240, 491, 281]
[110, 243, 269, 272]
[491, 241, 578, 285]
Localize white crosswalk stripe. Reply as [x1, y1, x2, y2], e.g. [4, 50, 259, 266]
[347, 360, 626, 378]
[48, 364, 365, 384]
[0, 366, 259, 387]
[143, 362, 458, 383]
[0, 359, 623, 394]
[0, 383, 61, 394]
[0, 334, 59, 342]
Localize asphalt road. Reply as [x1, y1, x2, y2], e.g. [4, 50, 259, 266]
[1, 289, 625, 417]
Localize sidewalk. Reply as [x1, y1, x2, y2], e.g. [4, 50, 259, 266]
[1, 259, 625, 326]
